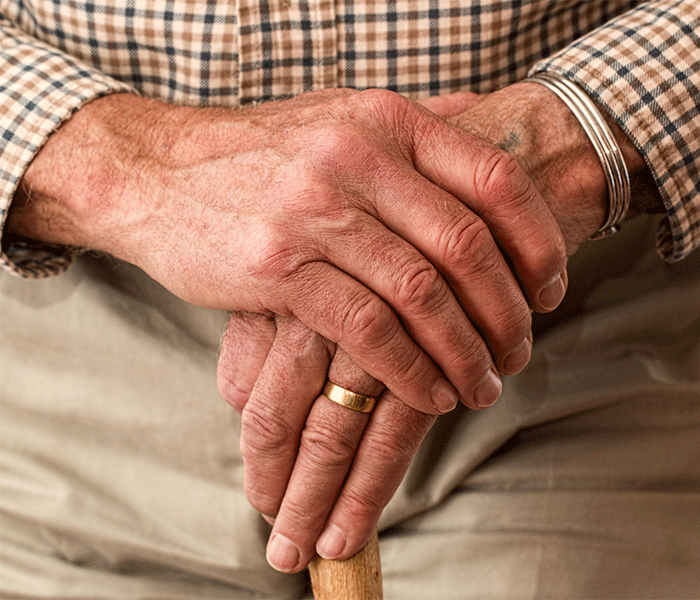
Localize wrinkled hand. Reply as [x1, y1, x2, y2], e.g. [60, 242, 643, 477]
[214, 87, 579, 573]
[11, 88, 566, 415]
[219, 313, 437, 573]
[217, 82, 660, 573]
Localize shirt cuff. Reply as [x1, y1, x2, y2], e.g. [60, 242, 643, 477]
[529, 0, 700, 262]
[1, 18, 136, 278]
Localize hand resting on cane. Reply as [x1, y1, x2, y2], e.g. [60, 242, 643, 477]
[6, 85, 568, 571]
[217, 81, 664, 573]
[7, 88, 565, 415]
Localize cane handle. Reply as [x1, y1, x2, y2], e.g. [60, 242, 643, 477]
[309, 529, 382, 600]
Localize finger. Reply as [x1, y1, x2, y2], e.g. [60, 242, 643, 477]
[266, 352, 384, 573]
[417, 91, 484, 118]
[239, 317, 333, 520]
[280, 259, 461, 415]
[217, 312, 276, 412]
[310, 210, 508, 408]
[364, 91, 568, 313]
[418, 120, 568, 313]
[315, 390, 436, 562]
[367, 167, 533, 383]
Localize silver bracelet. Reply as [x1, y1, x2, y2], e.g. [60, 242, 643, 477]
[526, 72, 630, 239]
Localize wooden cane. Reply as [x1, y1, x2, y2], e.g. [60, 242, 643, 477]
[309, 529, 382, 600]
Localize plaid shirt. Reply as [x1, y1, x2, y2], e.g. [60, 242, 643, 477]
[1, 0, 698, 277]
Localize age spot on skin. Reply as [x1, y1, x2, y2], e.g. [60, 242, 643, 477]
[497, 130, 522, 154]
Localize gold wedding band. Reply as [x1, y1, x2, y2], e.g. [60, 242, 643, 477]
[322, 381, 378, 413]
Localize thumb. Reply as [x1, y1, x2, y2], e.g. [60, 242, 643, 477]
[417, 91, 484, 118]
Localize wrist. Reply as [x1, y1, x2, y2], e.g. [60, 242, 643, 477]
[527, 78, 664, 233]
[457, 81, 662, 254]
[5, 93, 186, 264]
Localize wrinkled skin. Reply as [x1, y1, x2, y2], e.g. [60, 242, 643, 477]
[11, 88, 566, 418]
[216, 84, 660, 573]
[9, 80, 656, 575]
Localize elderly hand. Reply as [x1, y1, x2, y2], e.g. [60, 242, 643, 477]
[9, 88, 566, 415]
[217, 83, 661, 573]
[219, 314, 437, 573]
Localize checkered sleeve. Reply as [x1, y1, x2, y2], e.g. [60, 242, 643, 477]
[0, 15, 135, 278]
[530, 0, 700, 262]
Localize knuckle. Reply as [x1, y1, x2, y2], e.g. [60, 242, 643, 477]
[341, 294, 398, 352]
[250, 223, 301, 280]
[394, 259, 447, 315]
[299, 422, 358, 473]
[274, 317, 326, 359]
[443, 215, 500, 276]
[314, 125, 379, 177]
[389, 345, 432, 390]
[277, 501, 319, 532]
[365, 406, 427, 469]
[356, 89, 418, 147]
[471, 150, 568, 285]
[488, 305, 532, 361]
[367, 408, 433, 477]
[340, 448, 413, 518]
[364, 430, 417, 468]
[497, 302, 532, 340]
[476, 150, 535, 211]
[240, 405, 296, 461]
[448, 332, 493, 374]
[336, 406, 433, 520]
[340, 487, 386, 522]
[295, 173, 341, 215]
[357, 88, 408, 116]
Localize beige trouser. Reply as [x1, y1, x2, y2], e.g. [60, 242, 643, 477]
[1, 214, 699, 599]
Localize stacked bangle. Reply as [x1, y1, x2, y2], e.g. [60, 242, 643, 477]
[526, 72, 631, 239]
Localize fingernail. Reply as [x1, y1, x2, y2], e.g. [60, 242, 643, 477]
[474, 370, 502, 408]
[539, 272, 567, 311]
[317, 524, 347, 560]
[267, 533, 300, 572]
[262, 514, 275, 526]
[431, 378, 459, 413]
[503, 337, 532, 374]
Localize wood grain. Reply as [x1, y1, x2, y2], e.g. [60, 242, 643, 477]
[309, 529, 383, 600]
